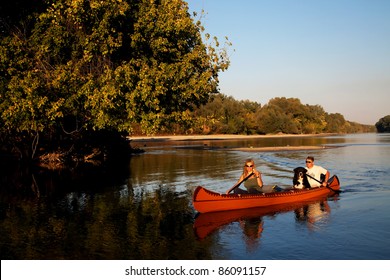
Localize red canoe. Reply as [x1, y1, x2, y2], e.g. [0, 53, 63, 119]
[192, 175, 340, 213]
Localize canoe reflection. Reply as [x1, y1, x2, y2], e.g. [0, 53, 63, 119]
[194, 198, 334, 239]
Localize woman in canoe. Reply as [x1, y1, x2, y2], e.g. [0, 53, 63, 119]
[226, 159, 264, 194]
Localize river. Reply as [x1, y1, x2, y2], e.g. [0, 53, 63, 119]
[1, 133, 389, 259]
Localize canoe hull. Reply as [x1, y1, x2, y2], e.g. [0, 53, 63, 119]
[193, 175, 340, 213]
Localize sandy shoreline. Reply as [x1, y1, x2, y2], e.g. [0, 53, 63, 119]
[128, 133, 335, 141]
[129, 133, 338, 152]
[227, 146, 332, 152]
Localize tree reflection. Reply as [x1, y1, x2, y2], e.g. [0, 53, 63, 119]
[0, 162, 212, 259]
[0, 155, 340, 260]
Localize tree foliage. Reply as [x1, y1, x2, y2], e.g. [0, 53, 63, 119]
[0, 0, 376, 164]
[375, 115, 390, 133]
[0, 0, 230, 160]
[189, 95, 375, 135]
[191, 94, 260, 135]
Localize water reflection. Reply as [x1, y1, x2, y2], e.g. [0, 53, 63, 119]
[0, 177, 207, 259]
[0, 135, 343, 259]
[294, 200, 331, 231]
[0, 159, 130, 201]
[1, 133, 389, 259]
[194, 198, 335, 241]
[239, 217, 264, 252]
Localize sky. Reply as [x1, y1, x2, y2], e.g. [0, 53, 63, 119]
[186, 0, 390, 125]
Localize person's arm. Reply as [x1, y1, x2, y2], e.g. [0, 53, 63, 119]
[254, 169, 263, 187]
[322, 170, 330, 187]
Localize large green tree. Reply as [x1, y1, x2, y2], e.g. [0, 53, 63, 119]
[0, 0, 230, 160]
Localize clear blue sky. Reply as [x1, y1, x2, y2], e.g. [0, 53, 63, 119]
[186, 0, 390, 125]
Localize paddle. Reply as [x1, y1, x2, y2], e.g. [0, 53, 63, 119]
[226, 171, 254, 194]
[305, 173, 341, 193]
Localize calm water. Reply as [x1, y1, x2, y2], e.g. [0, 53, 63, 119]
[1, 133, 389, 260]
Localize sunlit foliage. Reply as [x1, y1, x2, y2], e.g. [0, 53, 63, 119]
[190, 95, 375, 135]
[0, 0, 230, 160]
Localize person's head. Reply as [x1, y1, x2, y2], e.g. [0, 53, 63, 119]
[305, 156, 314, 168]
[243, 159, 255, 174]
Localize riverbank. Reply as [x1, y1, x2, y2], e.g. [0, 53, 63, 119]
[129, 133, 339, 152]
[128, 133, 337, 141]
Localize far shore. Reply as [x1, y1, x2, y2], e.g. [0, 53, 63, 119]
[129, 133, 340, 152]
[128, 133, 338, 142]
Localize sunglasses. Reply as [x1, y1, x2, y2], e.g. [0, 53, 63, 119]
[246, 165, 254, 167]
[305, 161, 312, 163]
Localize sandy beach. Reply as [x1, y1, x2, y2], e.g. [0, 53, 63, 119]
[129, 133, 337, 152]
[128, 133, 334, 141]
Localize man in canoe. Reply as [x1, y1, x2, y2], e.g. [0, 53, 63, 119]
[305, 156, 330, 188]
[226, 159, 264, 194]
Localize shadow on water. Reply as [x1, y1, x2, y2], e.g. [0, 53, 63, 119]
[0, 159, 128, 200]
[0, 160, 214, 259]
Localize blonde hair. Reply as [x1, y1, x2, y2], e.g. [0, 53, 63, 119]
[243, 159, 255, 176]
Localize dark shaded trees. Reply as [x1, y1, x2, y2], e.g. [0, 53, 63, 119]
[376, 115, 390, 133]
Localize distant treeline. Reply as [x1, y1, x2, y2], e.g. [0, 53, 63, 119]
[132, 94, 375, 135]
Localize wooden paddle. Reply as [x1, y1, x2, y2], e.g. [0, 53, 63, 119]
[305, 173, 341, 193]
[226, 171, 254, 194]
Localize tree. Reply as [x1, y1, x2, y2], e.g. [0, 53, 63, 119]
[0, 0, 230, 160]
[0, 0, 47, 37]
[192, 94, 260, 134]
[256, 97, 302, 134]
[375, 115, 390, 133]
[325, 113, 347, 133]
[302, 104, 327, 134]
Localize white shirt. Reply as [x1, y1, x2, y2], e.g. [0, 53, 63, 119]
[305, 165, 328, 187]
